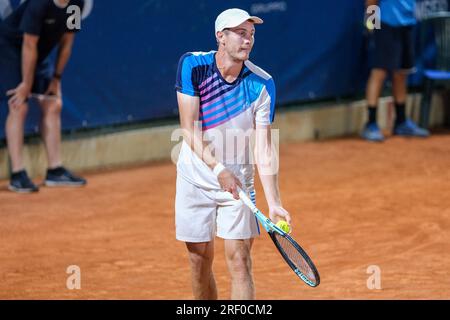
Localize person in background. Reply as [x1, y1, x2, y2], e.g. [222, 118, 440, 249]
[362, 0, 430, 142]
[0, 0, 87, 193]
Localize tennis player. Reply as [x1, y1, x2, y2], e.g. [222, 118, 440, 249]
[0, 0, 86, 193]
[175, 8, 291, 300]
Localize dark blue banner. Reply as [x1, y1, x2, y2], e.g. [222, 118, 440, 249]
[0, 0, 448, 139]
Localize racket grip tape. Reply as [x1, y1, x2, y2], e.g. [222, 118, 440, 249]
[238, 188, 257, 212]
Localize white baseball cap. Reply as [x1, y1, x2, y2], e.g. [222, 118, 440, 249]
[215, 8, 263, 34]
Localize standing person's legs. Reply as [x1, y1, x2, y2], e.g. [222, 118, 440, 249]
[35, 74, 63, 169]
[216, 187, 259, 299]
[392, 23, 411, 127]
[362, 22, 398, 141]
[33, 72, 87, 187]
[391, 25, 429, 137]
[4, 100, 38, 192]
[6, 101, 28, 172]
[40, 97, 63, 168]
[1, 43, 28, 173]
[392, 71, 407, 105]
[175, 175, 218, 299]
[224, 238, 255, 300]
[1, 42, 39, 192]
[186, 241, 218, 300]
[367, 23, 397, 111]
[362, 68, 388, 141]
[392, 71, 407, 125]
[366, 68, 388, 114]
[175, 175, 259, 299]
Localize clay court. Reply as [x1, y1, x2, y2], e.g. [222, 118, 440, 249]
[1, 131, 449, 300]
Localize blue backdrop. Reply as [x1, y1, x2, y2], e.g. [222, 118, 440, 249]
[0, 0, 447, 139]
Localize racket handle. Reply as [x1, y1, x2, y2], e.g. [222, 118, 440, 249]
[238, 188, 258, 212]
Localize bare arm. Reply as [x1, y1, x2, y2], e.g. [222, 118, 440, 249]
[21, 33, 39, 91]
[7, 33, 39, 108]
[177, 92, 242, 198]
[255, 124, 291, 225]
[44, 32, 75, 97]
[54, 32, 75, 77]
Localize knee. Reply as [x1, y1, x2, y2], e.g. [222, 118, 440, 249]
[8, 103, 28, 118]
[43, 100, 63, 116]
[370, 69, 387, 82]
[189, 252, 213, 269]
[187, 245, 214, 272]
[227, 252, 252, 280]
[189, 254, 214, 280]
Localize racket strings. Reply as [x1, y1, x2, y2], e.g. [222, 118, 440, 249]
[274, 233, 318, 282]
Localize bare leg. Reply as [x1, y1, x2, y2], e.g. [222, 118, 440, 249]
[224, 238, 255, 300]
[392, 71, 407, 105]
[186, 241, 218, 300]
[39, 98, 63, 169]
[366, 68, 388, 107]
[6, 102, 29, 172]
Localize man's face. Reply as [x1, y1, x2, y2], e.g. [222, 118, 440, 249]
[218, 20, 255, 61]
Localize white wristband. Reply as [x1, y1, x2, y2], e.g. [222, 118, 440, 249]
[213, 163, 226, 176]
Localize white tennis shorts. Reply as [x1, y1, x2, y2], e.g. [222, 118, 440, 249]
[175, 174, 260, 242]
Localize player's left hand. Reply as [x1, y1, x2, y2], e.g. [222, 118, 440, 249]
[269, 205, 292, 225]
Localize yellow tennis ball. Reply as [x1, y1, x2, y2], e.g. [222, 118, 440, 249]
[276, 220, 290, 233]
[366, 19, 375, 30]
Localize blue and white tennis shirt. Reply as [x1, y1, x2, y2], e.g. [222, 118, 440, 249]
[175, 51, 276, 191]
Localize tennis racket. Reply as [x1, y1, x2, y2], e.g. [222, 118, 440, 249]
[238, 188, 320, 287]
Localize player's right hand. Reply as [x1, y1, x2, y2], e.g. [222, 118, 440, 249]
[6, 82, 30, 109]
[218, 169, 242, 200]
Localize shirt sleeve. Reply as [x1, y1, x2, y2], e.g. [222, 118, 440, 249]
[255, 78, 276, 125]
[19, 0, 48, 36]
[175, 53, 199, 97]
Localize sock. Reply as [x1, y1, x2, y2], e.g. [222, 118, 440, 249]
[395, 103, 406, 124]
[368, 106, 377, 124]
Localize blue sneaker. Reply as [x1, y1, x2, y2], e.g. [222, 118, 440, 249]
[9, 170, 39, 193]
[45, 166, 87, 187]
[393, 119, 430, 137]
[362, 122, 384, 142]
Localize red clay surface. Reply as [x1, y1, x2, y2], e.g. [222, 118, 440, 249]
[1, 132, 449, 299]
